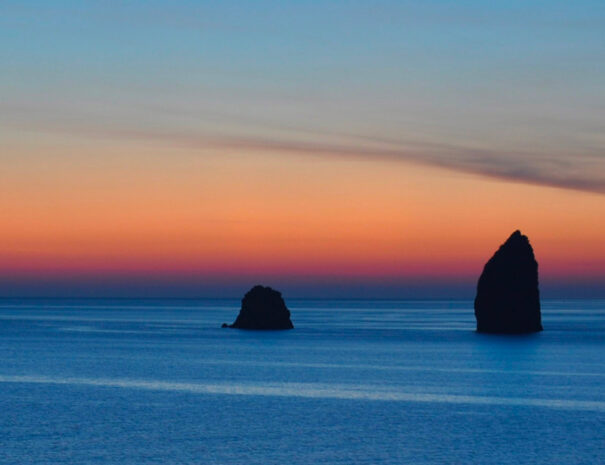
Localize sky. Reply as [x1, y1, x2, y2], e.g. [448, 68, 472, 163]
[1, 1, 604, 298]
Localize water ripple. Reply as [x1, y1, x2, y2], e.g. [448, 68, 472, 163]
[2, 375, 604, 412]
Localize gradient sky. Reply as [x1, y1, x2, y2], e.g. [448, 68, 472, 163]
[1, 1, 605, 298]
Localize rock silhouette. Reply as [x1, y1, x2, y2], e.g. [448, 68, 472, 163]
[474, 230, 542, 333]
[222, 285, 294, 330]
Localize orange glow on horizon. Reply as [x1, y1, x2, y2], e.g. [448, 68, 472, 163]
[2, 142, 605, 285]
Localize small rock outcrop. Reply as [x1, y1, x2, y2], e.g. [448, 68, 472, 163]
[222, 285, 294, 330]
[474, 230, 542, 333]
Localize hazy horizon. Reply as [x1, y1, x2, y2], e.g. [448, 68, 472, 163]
[2, 274, 604, 300]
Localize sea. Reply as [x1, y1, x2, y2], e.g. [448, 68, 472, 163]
[0, 299, 603, 464]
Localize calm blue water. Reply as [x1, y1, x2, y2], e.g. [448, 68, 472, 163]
[0, 299, 604, 464]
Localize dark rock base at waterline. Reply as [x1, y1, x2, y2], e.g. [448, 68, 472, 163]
[223, 285, 294, 330]
[475, 230, 542, 334]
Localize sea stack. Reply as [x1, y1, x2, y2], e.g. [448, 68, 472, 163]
[222, 285, 294, 330]
[474, 230, 542, 333]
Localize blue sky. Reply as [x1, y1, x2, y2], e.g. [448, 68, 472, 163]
[3, 1, 604, 193]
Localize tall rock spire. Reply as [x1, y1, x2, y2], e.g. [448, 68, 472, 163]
[474, 230, 542, 333]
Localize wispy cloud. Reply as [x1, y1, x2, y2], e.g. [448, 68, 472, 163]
[211, 136, 605, 194]
[2, 101, 605, 195]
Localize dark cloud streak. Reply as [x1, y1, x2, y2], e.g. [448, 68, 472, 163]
[2, 108, 604, 195]
[187, 133, 605, 195]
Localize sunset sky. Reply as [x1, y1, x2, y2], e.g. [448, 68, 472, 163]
[2, 1, 604, 298]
